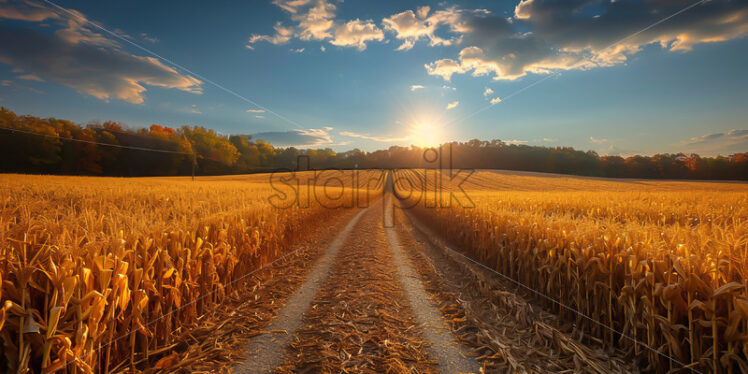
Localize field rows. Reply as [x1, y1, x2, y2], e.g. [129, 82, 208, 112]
[395, 169, 748, 372]
[0, 172, 384, 373]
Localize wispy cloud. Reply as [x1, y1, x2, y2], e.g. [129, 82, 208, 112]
[446, 100, 459, 110]
[290, 47, 305, 53]
[489, 97, 501, 104]
[17, 73, 43, 81]
[681, 129, 747, 145]
[684, 132, 724, 145]
[677, 129, 748, 156]
[140, 33, 159, 43]
[409, 84, 424, 91]
[253, 126, 339, 148]
[246, 109, 266, 113]
[483, 87, 493, 97]
[505, 139, 527, 145]
[590, 136, 608, 144]
[339, 130, 409, 142]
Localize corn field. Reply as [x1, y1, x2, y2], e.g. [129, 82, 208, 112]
[0, 171, 384, 373]
[394, 169, 748, 373]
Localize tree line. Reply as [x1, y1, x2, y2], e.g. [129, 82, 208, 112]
[1, 107, 746, 180]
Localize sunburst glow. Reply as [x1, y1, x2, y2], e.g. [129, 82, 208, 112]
[409, 122, 443, 147]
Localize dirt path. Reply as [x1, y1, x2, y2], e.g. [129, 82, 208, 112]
[233, 206, 369, 373]
[276, 196, 438, 372]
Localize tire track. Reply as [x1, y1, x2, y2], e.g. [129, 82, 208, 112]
[384, 181, 481, 373]
[277, 196, 436, 373]
[233, 205, 370, 374]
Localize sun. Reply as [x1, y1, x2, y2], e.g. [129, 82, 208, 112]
[409, 122, 442, 147]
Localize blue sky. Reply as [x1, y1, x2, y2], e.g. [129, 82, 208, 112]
[0, 0, 746, 156]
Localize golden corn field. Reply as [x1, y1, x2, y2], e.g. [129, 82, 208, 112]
[394, 169, 748, 373]
[3, 168, 748, 373]
[0, 171, 385, 373]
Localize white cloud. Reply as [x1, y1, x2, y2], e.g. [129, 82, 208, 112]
[505, 139, 528, 145]
[382, 7, 466, 51]
[296, 0, 336, 41]
[247, 22, 294, 48]
[483, 87, 493, 97]
[542, 137, 556, 142]
[0, 3, 202, 104]
[446, 101, 459, 110]
[442, 85, 456, 90]
[249, 0, 383, 52]
[320, 45, 326, 52]
[246, 109, 266, 113]
[255, 115, 265, 119]
[410, 84, 424, 91]
[590, 136, 608, 144]
[330, 19, 384, 51]
[489, 97, 502, 104]
[424, 58, 467, 81]
[188, 104, 201, 114]
[290, 47, 305, 53]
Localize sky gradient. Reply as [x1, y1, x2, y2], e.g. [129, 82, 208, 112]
[0, 0, 746, 156]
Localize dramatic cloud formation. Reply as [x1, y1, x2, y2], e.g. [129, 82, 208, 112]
[0, 0, 202, 104]
[423, 1, 748, 81]
[445, 100, 459, 110]
[248, 0, 384, 51]
[253, 126, 337, 147]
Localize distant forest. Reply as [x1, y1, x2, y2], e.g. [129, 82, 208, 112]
[1, 107, 747, 180]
